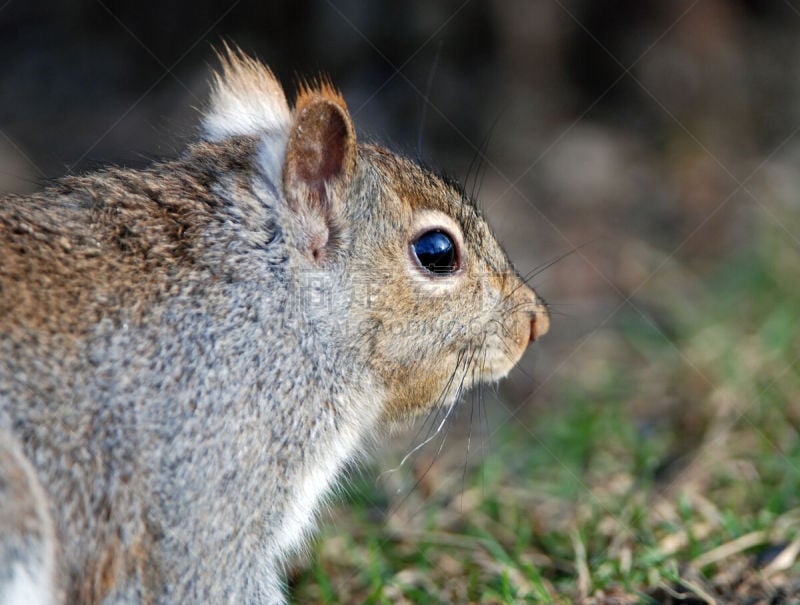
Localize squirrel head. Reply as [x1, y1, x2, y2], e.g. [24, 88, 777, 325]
[203, 47, 549, 421]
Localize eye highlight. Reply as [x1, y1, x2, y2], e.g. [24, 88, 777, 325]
[411, 229, 459, 275]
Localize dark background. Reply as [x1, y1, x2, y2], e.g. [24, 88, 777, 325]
[3, 0, 800, 421]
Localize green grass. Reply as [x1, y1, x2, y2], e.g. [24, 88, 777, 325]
[289, 212, 800, 603]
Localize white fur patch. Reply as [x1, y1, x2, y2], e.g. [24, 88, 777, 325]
[2, 562, 53, 605]
[202, 50, 291, 142]
[272, 390, 381, 560]
[255, 134, 288, 193]
[273, 423, 360, 559]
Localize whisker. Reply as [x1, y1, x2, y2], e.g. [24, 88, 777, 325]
[413, 348, 470, 444]
[545, 310, 575, 320]
[382, 346, 479, 515]
[378, 347, 469, 480]
[416, 41, 443, 162]
[479, 342, 490, 495]
[501, 241, 598, 303]
[470, 107, 507, 208]
[468, 122, 492, 203]
[397, 347, 475, 469]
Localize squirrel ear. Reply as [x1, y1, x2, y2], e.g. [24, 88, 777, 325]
[283, 81, 356, 261]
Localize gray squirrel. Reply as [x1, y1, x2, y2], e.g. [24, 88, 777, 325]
[0, 49, 549, 604]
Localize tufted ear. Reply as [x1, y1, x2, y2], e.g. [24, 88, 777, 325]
[203, 45, 291, 141]
[283, 81, 357, 262]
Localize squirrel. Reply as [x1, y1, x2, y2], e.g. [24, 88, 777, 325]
[0, 48, 549, 604]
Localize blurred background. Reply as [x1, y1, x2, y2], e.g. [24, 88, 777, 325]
[3, 1, 800, 601]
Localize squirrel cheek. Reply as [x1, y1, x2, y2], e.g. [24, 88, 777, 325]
[512, 317, 532, 353]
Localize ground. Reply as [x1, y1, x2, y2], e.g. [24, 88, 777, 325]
[290, 211, 800, 603]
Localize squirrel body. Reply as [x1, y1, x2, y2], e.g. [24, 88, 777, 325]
[0, 50, 548, 604]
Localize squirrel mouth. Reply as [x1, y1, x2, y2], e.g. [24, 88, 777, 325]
[475, 350, 524, 383]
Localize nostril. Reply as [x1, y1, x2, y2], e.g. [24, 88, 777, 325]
[529, 306, 550, 344]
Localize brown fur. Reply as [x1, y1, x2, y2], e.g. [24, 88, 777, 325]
[0, 49, 548, 604]
[0, 138, 259, 339]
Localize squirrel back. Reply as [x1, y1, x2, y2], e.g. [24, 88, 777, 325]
[0, 48, 549, 604]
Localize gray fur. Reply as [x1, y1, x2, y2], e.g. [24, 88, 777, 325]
[0, 54, 547, 604]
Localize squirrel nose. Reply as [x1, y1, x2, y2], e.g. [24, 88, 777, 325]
[529, 302, 550, 343]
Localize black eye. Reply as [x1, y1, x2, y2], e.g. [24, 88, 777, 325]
[411, 229, 459, 275]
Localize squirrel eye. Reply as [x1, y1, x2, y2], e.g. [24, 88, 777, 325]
[411, 229, 459, 275]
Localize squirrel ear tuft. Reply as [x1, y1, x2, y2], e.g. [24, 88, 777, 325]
[283, 81, 357, 262]
[203, 44, 291, 141]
